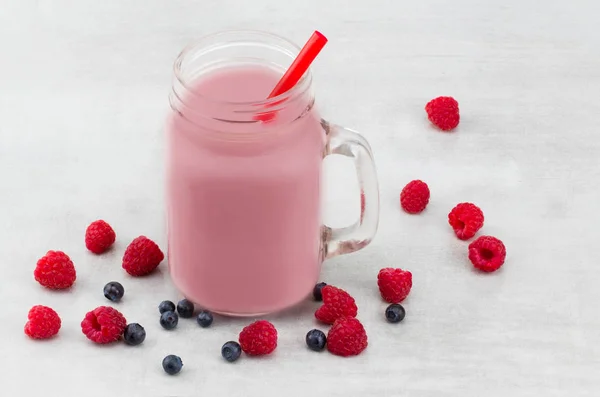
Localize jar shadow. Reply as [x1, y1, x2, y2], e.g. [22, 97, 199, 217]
[210, 298, 317, 327]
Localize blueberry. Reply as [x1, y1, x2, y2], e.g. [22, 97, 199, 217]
[196, 310, 213, 328]
[176, 299, 195, 318]
[103, 281, 124, 302]
[385, 304, 406, 323]
[162, 354, 183, 375]
[160, 311, 179, 330]
[305, 329, 327, 351]
[158, 300, 176, 314]
[313, 282, 327, 301]
[221, 341, 242, 362]
[123, 323, 146, 346]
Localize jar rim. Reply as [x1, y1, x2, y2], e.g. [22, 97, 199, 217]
[173, 29, 313, 108]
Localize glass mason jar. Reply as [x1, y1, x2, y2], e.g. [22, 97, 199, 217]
[166, 30, 379, 316]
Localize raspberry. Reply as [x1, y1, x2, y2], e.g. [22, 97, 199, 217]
[400, 180, 430, 214]
[34, 251, 76, 289]
[85, 220, 116, 254]
[468, 236, 506, 272]
[81, 306, 127, 344]
[238, 320, 278, 356]
[24, 305, 61, 340]
[314, 285, 358, 324]
[122, 236, 164, 276]
[377, 267, 412, 303]
[327, 317, 368, 357]
[448, 202, 484, 240]
[425, 96, 460, 131]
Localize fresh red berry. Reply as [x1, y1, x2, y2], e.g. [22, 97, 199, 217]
[327, 317, 368, 357]
[24, 305, 61, 339]
[448, 202, 484, 240]
[81, 306, 127, 344]
[468, 236, 506, 272]
[425, 96, 460, 131]
[85, 220, 116, 254]
[238, 320, 278, 356]
[400, 180, 430, 214]
[122, 236, 164, 276]
[34, 251, 76, 290]
[314, 285, 358, 324]
[377, 268, 412, 303]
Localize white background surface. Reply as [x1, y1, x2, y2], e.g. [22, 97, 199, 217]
[1, 0, 599, 396]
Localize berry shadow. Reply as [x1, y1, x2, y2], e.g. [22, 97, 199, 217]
[81, 339, 128, 350]
[426, 121, 458, 134]
[88, 244, 117, 255]
[240, 352, 278, 362]
[124, 267, 167, 285]
[23, 335, 61, 343]
[469, 266, 504, 276]
[35, 285, 78, 295]
[269, 299, 317, 322]
[143, 267, 165, 279]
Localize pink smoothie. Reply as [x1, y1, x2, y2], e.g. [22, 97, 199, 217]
[166, 64, 326, 315]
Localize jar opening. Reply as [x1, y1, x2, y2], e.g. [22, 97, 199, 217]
[169, 30, 314, 129]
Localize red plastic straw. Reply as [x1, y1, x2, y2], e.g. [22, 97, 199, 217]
[256, 31, 327, 122]
[267, 30, 328, 98]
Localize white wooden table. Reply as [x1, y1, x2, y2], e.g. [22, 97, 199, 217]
[1, 1, 598, 396]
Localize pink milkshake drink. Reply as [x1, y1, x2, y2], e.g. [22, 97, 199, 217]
[166, 31, 379, 316]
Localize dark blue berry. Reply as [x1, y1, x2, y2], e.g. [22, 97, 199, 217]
[123, 323, 146, 346]
[313, 282, 327, 301]
[176, 299, 194, 318]
[305, 329, 327, 351]
[385, 304, 406, 323]
[196, 310, 213, 328]
[103, 281, 124, 302]
[162, 355, 183, 375]
[160, 311, 179, 330]
[221, 341, 242, 362]
[158, 300, 175, 314]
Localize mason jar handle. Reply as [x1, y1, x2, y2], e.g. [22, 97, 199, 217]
[321, 120, 380, 259]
